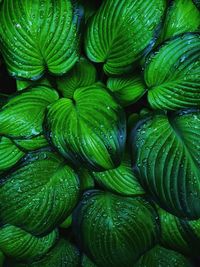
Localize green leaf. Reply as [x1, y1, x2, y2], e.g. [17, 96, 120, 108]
[134, 245, 193, 267]
[0, 150, 80, 235]
[160, 0, 200, 41]
[45, 83, 126, 171]
[74, 191, 159, 267]
[131, 108, 200, 219]
[0, 224, 58, 261]
[0, 86, 59, 139]
[107, 75, 146, 107]
[13, 135, 49, 152]
[0, 136, 25, 172]
[146, 33, 200, 110]
[56, 57, 97, 98]
[158, 207, 200, 256]
[16, 77, 52, 91]
[92, 152, 145, 196]
[6, 239, 80, 267]
[0, 0, 81, 80]
[85, 0, 166, 75]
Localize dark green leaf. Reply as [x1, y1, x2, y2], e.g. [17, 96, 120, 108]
[131, 108, 200, 218]
[45, 83, 126, 171]
[146, 33, 200, 110]
[74, 191, 159, 267]
[0, 150, 80, 235]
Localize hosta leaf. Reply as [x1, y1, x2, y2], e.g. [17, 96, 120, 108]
[85, 0, 166, 75]
[0, 0, 81, 80]
[0, 136, 24, 172]
[0, 94, 8, 108]
[146, 33, 200, 110]
[16, 78, 52, 91]
[0, 86, 59, 139]
[13, 135, 49, 152]
[45, 83, 126, 171]
[74, 191, 159, 267]
[0, 150, 80, 235]
[159, 208, 200, 256]
[160, 0, 200, 41]
[0, 224, 58, 261]
[91, 152, 145, 196]
[131, 108, 200, 218]
[134, 245, 193, 267]
[107, 75, 146, 107]
[6, 239, 80, 267]
[56, 57, 97, 98]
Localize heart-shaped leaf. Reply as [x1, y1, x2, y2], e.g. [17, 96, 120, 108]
[74, 191, 159, 267]
[85, 0, 166, 75]
[146, 33, 200, 110]
[131, 108, 200, 218]
[0, 0, 81, 80]
[0, 150, 80, 235]
[45, 83, 126, 171]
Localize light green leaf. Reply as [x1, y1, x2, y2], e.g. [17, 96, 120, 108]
[85, 0, 166, 75]
[131, 108, 200, 219]
[0, 224, 58, 261]
[45, 83, 126, 171]
[0, 136, 24, 172]
[0, 0, 81, 80]
[160, 0, 200, 41]
[74, 191, 159, 267]
[158, 208, 200, 256]
[92, 152, 145, 196]
[0, 150, 80, 235]
[0, 86, 59, 139]
[6, 239, 80, 267]
[107, 75, 146, 107]
[134, 245, 193, 267]
[146, 33, 200, 110]
[56, 57, 97, 98]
